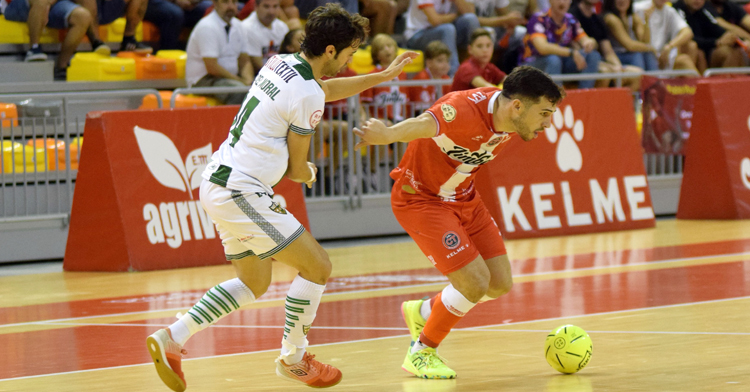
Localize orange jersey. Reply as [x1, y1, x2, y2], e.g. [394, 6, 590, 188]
[360, 65, 409, 121]
[408, 69, 450, 111]
[391, 87, 514, 201]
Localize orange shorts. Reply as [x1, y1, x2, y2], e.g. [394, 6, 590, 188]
[391, 189, 507, 275]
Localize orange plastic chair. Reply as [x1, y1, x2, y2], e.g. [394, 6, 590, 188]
[0, 103, 19, 128]
[139, 91, 207, 109]
[116, 52, 177, 80]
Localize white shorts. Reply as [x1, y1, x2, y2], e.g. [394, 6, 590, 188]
[199, 180, 305, 260]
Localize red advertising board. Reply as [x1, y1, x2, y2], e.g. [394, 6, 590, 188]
[677, 78, 750, 219]
[64, 107, 310, 272]
[475, 88, 656, 239]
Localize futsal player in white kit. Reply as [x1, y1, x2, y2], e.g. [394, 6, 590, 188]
[146, 4, 416, 391]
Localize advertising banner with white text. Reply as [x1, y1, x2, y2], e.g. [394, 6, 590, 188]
[64, 107, 310, 272]
[475, 88, 656, 239]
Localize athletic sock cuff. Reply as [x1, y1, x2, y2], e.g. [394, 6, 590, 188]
[441, 284, 476, 317]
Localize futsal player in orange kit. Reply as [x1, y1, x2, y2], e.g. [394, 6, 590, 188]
[353, 66, 564, 379]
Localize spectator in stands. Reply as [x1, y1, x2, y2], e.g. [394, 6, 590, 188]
[143, 0, 211, 50]
[296, 0, 398, 36]
[602, 0, 659, 71]
[241, 0, 288, 72]
[570, 0, 642, 89]
[185, 0, 252, 104]
[521, 0, 601, 88]
[633, 0, 701, 72]
[709, 0, 750, 34]
[404, 0, 481, 75]
[77, 0, 153, 53]
[409, 40, 451, 112]
[280, 28, 303, 54]
[451, 28, 506, 91]
[361, 34, 410, 123]
[673, 0, 747, 68]
[469, 0, 526, 41]
[4, 0, 99, 79]
[468, 0, 527, 71]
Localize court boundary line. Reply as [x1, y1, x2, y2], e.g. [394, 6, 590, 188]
[2, 294, 750, 383]
[2, 251, 748, 329]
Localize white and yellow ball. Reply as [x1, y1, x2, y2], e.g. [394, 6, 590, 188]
[544, 325, 593, 374]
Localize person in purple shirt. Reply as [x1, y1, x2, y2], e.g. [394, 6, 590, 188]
[520, 0, 600, 88]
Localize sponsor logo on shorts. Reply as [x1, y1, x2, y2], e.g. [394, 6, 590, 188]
[442, 231, 460, 249]
[269, 201, 287, 214]
[238, 235, 254, 243]
[427, 255, 437, 266]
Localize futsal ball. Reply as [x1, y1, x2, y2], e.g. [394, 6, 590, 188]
[544, 324, 592, 374]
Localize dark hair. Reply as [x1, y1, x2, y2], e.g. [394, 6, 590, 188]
[501, 66, 564, 105]
[469, 28, 492, 46]
[280, 29, 301, 54]
[301, 3, 369, 58]
[423, 40, 451, 60]
[603, 0, 632, 16]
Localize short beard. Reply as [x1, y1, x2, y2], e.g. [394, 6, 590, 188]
[513, 113, 534, 141]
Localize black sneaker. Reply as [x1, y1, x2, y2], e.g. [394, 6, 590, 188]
[53, 67, 67, 81]
[121, 36, 152, 54]
[25, 46, 48, 62]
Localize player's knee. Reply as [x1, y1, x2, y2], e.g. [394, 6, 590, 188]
[487, 274, 513, 298]
[456, 272, 490, 303]
[299, 250, 332, 285]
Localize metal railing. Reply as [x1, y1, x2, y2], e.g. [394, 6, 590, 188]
[171, 86, 250, 108]
[0, 89, 161, 221]
[703, 67, 750, 77]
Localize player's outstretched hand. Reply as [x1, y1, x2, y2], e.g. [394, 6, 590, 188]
[305, 162, 317, 189]
[381, 51, 418, 80]
[353, 118, 390, 150]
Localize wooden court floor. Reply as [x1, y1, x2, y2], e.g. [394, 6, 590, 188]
[1, 219, 750, 391]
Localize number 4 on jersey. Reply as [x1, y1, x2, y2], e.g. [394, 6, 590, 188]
[229, 96, 260, 147]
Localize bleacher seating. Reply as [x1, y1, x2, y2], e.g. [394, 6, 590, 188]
[116, 52, 177, 80]
[66, 52, 136, 82]
[351, 46, 424, 75]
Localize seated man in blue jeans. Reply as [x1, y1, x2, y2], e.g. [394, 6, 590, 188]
[520, 0, 600, 88]
[144, 0, 212, 50]
[404, 0, 481, 75]
[75, 0, 152, 53]
[4, 0, 99, 79]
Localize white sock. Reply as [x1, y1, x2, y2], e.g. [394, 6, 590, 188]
[411, 339, 430, 354]
[168, 278, 255, 346]
[280, 275, 325, 364]
[420, 298, 432, 320]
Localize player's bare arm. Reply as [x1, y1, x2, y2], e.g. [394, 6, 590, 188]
[322, 51, 419, 102]
[353, 113, 437, 149]
[286, 131, 317, 188]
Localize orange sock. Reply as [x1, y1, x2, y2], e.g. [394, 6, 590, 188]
[419, 292, 463, 348]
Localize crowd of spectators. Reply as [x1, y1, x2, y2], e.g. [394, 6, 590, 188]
[2, 0, 749, 83]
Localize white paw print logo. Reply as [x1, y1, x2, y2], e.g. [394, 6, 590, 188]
[545, 105, 584, 172]
[742, 115, 750, 190]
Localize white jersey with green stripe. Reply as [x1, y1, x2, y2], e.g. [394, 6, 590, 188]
[202, 53, 324, 193]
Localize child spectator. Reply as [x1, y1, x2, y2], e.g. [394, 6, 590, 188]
[409, 40, 452, 112]
[602, 0, 659, 71]
[279, 28, 304, 54]
[361, 34, 410, 123]
[451, 28, 506, 91]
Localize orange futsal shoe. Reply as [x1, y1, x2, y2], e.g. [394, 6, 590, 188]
[275, 352, 343, 388]
[147, 328, 188, 392]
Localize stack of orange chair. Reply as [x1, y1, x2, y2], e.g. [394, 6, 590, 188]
[139, 91, 208, 109]
[117, 52, 177, 80]
[1, 103, 19, 128]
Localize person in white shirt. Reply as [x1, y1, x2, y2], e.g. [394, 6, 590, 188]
[634, 0, 700, 71]
[404, 0, 481, 75]
[147, 4, 418, 391]
[185, 0, 253, 104]
[242, 0, 290, 73]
